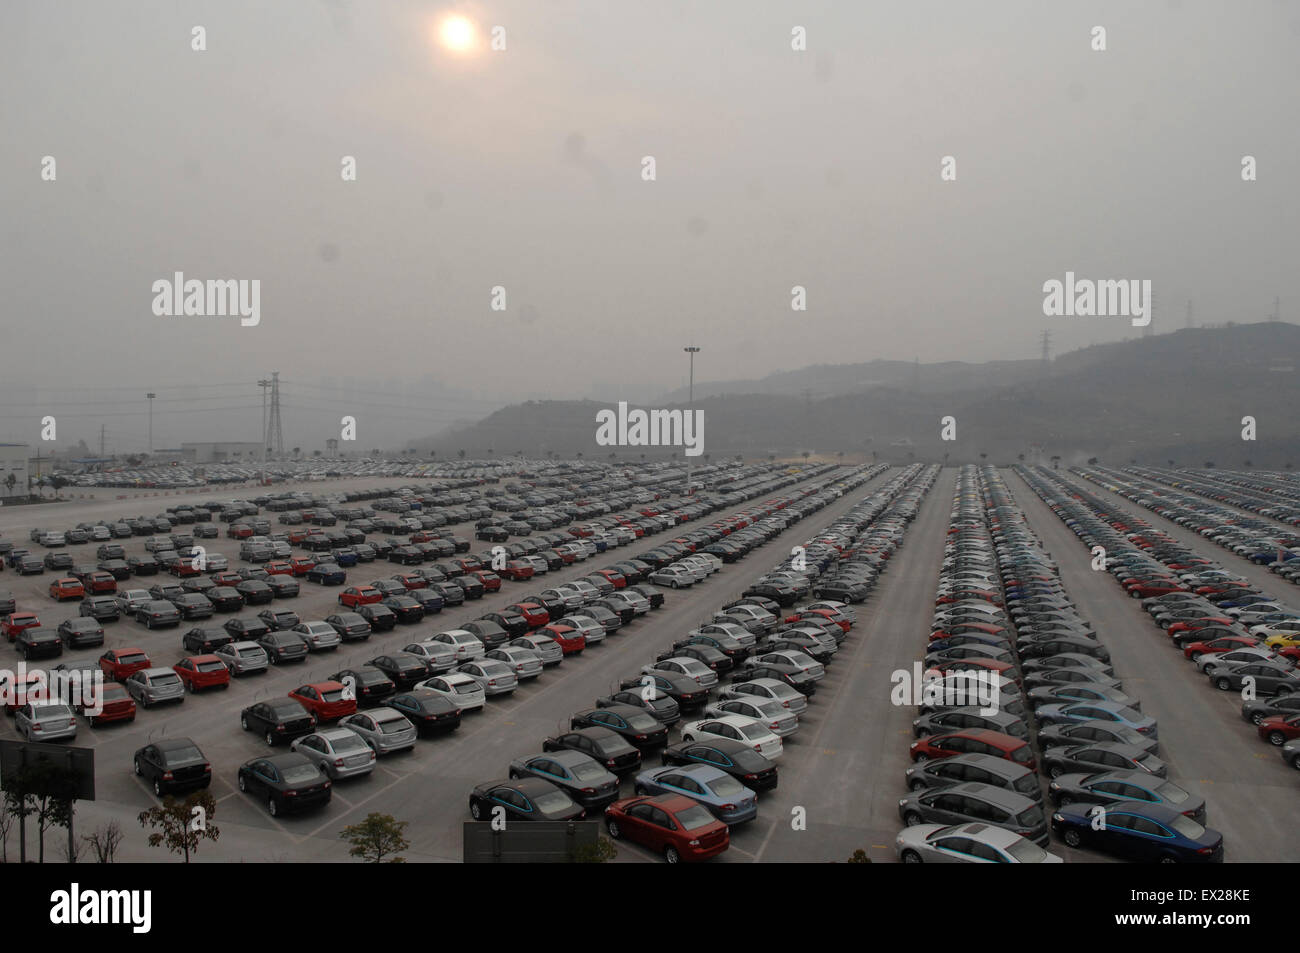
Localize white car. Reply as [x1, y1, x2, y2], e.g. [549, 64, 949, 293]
[752, 649, 826, 681]
[340, 707, 418, 755]
[402, 639, 458, 673]
[485, 646, 544, 680]
[418, 672, 486, 711]
[520, 555, 550, 575]
[896, 822, 1062, 864]
[292, 620, 343, 651]
[457, 660, 519, 695]
[688, 553, 723, 574]
[510, 634, 564, 666]
[690, 622, 757, 649]
[541, 587, 584, 612]
[560, 580, 601, 603]
[290, 727, 376, 779]
[604, 591, 651, 616]
[649, 565, 696, 589]
[718, 677, 808, 714]
[681, 714, 783, 760]
[644, 657, 717, 689]
[553, 615, 605, 645]
[705, 698, 799, 737]
[431, 629, 488, 661]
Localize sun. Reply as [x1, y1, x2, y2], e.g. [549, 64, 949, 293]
[439, 15, 477, 53]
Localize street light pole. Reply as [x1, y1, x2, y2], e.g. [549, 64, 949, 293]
[145, 393, 156, 456]
[684, 346, 700, 497]
[258, 379, 272, 485]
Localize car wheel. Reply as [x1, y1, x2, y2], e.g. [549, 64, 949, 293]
[241, 716, 250, 730]
[1189, 652, 1202, 662]
[469, 799, 483, 820]
[903, 811, 924, 827]
[237, 774, 247, 792]
[133, 758, 142, 776]
[913, 753, 929, 763]
[153, 779, 162, 797]
[1049, 766, 1063, 779]
[1058, 795, 1075, 807]
[1291, 754, 1300, 771]
[268, 797, 278, 817]
[186, 681, 194, 693]
[265, 731, 275, 746]
[1270, 731, 1287, 746]
[664, 845, 680, 864]
[1063, 828, 1083, 848]
[1215, 677, 1232, 691]
[1159, 854, 1178, 864]
[900, 849, 922, 864]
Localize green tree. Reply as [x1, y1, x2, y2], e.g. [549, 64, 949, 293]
[138, 789, 220, 862]
[340, 813, 409, 863]
[846, 849, 873, 863]
[4, 760, 77, 862]
[572, 836, 618, 863]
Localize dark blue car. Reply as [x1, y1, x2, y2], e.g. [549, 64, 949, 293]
[1050, 801, 1223, 862]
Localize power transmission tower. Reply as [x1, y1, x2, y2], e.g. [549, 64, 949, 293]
[268, 371, 284, 459]
[1040, 330, 1052, 365]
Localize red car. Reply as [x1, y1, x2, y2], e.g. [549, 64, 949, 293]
[1183, 634, 1258, 661]
[454, 557, 483, 574]
[605, 793, 729, 863]
[788, 608, 852, 633]
[167, 557, 201, 579]
[338, 585, 383, 608]
[540, 623, 586, 655]
[212, 570, 243, 587]
[289, 556, 317, 576]
[227, 524, 254, 539]
[935, 589, 1001, 606]
[85, 570, 118, 593]
[3, 612, 41, 642]
[925, 658, 1019, 684]
[49, 577, 86, 601]
[99, 647, 152, 682]
[79, 680, 136, 726]
[471, 570, 502, 593]
[289, 682, 357, 722]
[593, 569, 627, 589]
[287, 529, 312, 546]
[909, 728, 1035, 771]
[266, 560, 295, 576]
[1167, 617, 1235, 637]
[507, 602, 550, 628]
[392, 573, 427, 590]
[498, 561, 534, 582]
[173, 655, 232, 692]
[1258, 714, 1300, 746]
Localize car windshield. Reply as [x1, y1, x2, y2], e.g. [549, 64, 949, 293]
[238, 648, 264, 658]
[626, 713, 659, 731]
[321, 689, 345, 702]
[1157, 782, 1190, 805]
[120, 653, 148, 665]
[1166, 814, 1205, 839]
[533, 790, 574, 813]
[332, 735, 369, 753]
[151, 674, 181, 686]
[197, 662, 224, 672]
[164, 745, 204, 764]
[674, 804, 716, 830]
[736, 724, 767, 740]
[569, 762, 606, 782]
[1004, 837, 1048, 863]
[271, 704, 302, 718]
[1016, 806, 1045, 827]
[707, 775, 745, 797]
[455, 683, 479, 695]
[35, 705, 72, 718]
[378, 717, 408, 733]
[281, 764, 321, 785]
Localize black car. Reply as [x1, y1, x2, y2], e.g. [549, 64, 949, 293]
[258, 607, 301, 631]
[224, 616, 272, 641]
[238, 753, 332, 816]
[97, 559, 132, 581]
[626, 584, 664, 609]
[357, 603, 398, 632]
[734, 664, 817, 697]
[542, 726, 642, 775]
[126, 554, 160, 576]
[570, 705, 669, 749]
[79, 595, 121, 622]
[458, 576, 486, 600]
[330, 666, 396, 706]
[43, 551, 74, 571]
[15, 626, 63, 660]
[507, 752, 620, 810]
[468, 777, 584, 823]
[619, 671, 710, 710]
[326, 612, 372, 642]
[181, 575, 216, 595]
[596, 689, 681, 726]
[266, 575, 301, 599]
[183, 626, 235, 654]
[57, 618, 105, 649]
[406, 589, 445, 614]
[463, 620, 510, 650]
[137, 600, 181, 629]
[428, 582, 465, 607]
[368, 653, 430, 690]
[240, 699, 317, 746]
[661, 738, 780, 791]
[235, 579, 274, 606]
[207, 586, 245, 612]
[134, 737, 211, 797]
[170, 593, 215, 620]
[658, 644, 733, 675]
[382, 596, 425, 624]
[387, 688, 462, 735]
[260, 631, 310, 665]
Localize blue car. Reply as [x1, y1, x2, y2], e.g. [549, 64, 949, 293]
[331, 548, 359, 568]
[1050, 801, 1223, 862]
[1035, 700, 1158, 739]
[633, 763, 758, 825]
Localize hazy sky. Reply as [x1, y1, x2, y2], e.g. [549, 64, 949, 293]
[2, 0, 1297, 452]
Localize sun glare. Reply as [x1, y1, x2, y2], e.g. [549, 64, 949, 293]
[439, 15, 477, 53]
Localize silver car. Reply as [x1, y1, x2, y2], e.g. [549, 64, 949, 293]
[124, 668, 186, 708]
[402, 639, 458, 673]
[605, 591, 651, 616]
[705, 698, 799, 737]
[718, 677, 808, 714]
[457, 660, 519, 696]
[895, 822, 1062, 864]
[431, 629, 488, 661]
[509, 634, 563, 666]
[554, 615, 605, 645]
[340, 707, 417, 755]
[292, 621, 343, 652]
[486, 647, 544, 681]
[215, 640, 270, 676]
[14, 702, 78, 742]
[291, 727, 376, 779]
[115, 588, 153, 615]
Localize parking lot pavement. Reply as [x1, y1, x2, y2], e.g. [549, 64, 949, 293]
[1, 467, 894, 862]
[1012, 469, 1300, 863]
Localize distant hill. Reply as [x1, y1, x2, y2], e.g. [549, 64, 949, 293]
[412, 324, 1300, 467]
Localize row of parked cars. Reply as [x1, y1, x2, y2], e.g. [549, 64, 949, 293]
[465, 464, 938, 861]
[1023, 465, 1300, 776]
[896, 466, 1223, 864]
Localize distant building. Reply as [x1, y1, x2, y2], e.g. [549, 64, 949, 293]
[181, 441, 263, 463]
[0, 443, 28, 498]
